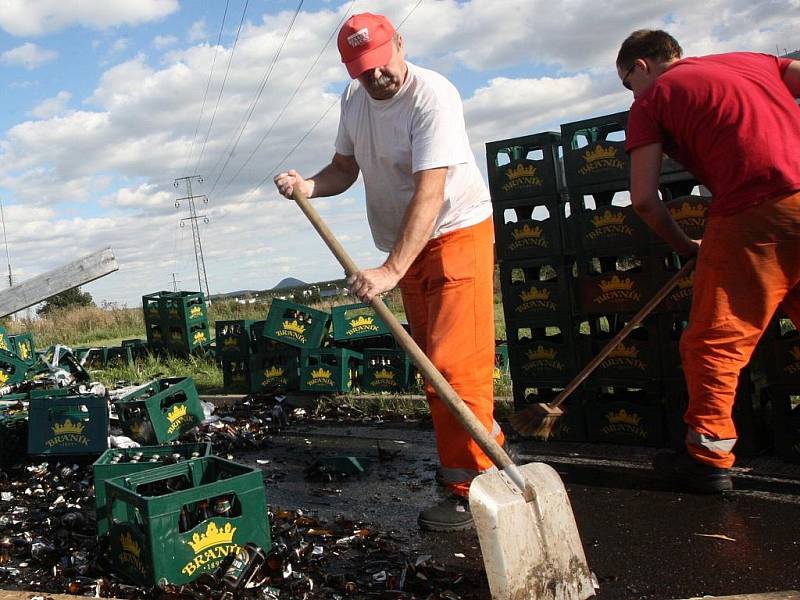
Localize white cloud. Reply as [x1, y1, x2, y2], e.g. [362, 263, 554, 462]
[0, 0, 179, 36]
[1, 0, 799, 307]
[1, 42, 56, 69]
[153, 34, 178, 49]
[110, 37, 130, 54]
[29, 90, 72, 119]
[187, 18, 208, 43]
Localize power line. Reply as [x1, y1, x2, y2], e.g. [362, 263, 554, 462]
[216, 0, 357, 199]
[194, 0, 250, 176]
[205, 0, 304, 197]
[182, 0, 231, 175]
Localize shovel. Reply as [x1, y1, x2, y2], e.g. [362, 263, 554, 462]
[291, 188, 595, 600]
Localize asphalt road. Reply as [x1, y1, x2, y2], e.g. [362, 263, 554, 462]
[238, 419, 800, 600]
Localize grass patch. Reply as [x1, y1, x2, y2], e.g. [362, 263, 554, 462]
[87, 353, 224, 394]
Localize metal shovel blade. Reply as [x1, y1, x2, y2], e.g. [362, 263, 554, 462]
[469, 462, 594, 600]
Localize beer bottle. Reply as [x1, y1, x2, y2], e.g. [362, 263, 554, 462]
[212, 495, 232, 518]
[179, 506, 192, 532]
[221, 542, 267, 590]
[196, 500, 211, 523]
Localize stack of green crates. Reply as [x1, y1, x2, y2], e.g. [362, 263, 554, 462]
[143, 291, 210, 356]
[93, 442, 213, 536]
[114, 377, 205, 445]
[105, 456, 272, 587]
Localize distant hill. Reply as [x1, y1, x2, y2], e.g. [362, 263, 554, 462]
[272, 277, 306, 290]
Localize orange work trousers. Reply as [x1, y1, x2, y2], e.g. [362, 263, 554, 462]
[398, 217, 505, 497]
[680, 190, 800, 468]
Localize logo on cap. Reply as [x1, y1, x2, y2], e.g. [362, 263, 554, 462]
[347, 27, 370, 48]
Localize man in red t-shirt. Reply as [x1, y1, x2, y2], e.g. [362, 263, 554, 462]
[618, 30, 800, 493]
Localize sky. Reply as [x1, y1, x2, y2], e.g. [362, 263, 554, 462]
[0, 0, 798, 309]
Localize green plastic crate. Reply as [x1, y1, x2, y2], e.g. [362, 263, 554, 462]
[0, 325, 9, 353]
[106, 346, 134, 368]
[166, 320, 211, 355]
[221, 359, 250, 393]
[8, 333, 35, 365]
[163, 291, 208, 324]
[215, 320, 255, 360]
[142, 291, 171, 325]
[0, 348, 29, 387]
[263, 299, 330, 349]
[331, 302, 391, 342]
[362, 349, 412, 393]
[94, 442, 213, 536]
[82, 347, 109, 369]
[300, 348, 362, 393]
[248, 350, 300, 394]
[27, 394, 108, 455]
[122, 339, 150, 362]
[115, 378, 204, 445]
[494, 344, 510, 382]
[106, 456, 271, 587]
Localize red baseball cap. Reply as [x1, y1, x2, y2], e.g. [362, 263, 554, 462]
[337, 12, 396, 79]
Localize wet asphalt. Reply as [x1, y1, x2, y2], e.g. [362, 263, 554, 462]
[237, 419, 800, 600]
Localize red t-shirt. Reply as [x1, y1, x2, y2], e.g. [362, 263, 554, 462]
[626, 52, 800, 216]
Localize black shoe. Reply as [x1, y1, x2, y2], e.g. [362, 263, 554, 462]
[418, 495, 473, 531]
[652, 450, 733, 494]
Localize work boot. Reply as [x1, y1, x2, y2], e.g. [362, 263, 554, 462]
[652, 449, 733, 494]
[418, 495, 473, 532]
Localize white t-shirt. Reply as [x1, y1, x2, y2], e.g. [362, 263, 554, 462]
[334, 62, 491, 252]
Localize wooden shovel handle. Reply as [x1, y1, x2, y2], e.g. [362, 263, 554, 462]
[548, 256, 696, 411]
[291, 189, 517, 474]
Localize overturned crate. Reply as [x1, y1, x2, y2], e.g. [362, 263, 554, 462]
[93, 442, 213, 536]
[27, 394, 109, 456]
[262, 299, 330, 350]
[115, 377, 205, 445]
[106, 456, 272, 587]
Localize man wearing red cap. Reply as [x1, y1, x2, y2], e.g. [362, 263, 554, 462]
[274, 12, 507, 531]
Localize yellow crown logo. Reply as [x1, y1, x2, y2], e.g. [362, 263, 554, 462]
[265, 366, 285, 378]
[0, 335, 7, 350]
[120, 532, 141, 557]
[223, 337, 239, 347]
[510, 224, 543, 241]
[18, 342, 30, 360]
[0, 371, 8, 385]
[186, 521, 237, 553]
[193, 331, 207, 344]
[670, 201, 706, 221]
[591, 209, 626, 228]
[676, 271, 694, 289]
[190, 306, 203, 318]
[52, 418, 85, 436]
[526, 345, 557, 360]
[583, 144, 618, 163]
[311, 367, 332, 379]
[609, 342, 639, 358]
[790, 346, 800, 362]
[349, 315, 374, 329]
[373, 368, 395, 381]
[607, 409, 642, 426]
[282, 320, 306, 335]
[598, 275, 635, 293]
[167, 404, 188, 423]
[519, 286, 551, 302]
[505, 163, 537, 181]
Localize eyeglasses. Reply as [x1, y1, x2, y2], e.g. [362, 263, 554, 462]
[621, 64, 636, 91]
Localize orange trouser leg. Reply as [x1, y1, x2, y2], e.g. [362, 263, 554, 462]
[399, 217, 504, 497]
[680, 190, 800, 468]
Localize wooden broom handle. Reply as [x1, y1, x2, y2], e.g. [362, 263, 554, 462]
[291, 189, 524, 484]
[548, 256, 697, 410]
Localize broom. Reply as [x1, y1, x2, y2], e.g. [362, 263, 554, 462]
[510, 256, 696, 439]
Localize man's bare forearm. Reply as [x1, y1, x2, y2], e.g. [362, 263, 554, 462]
[307, 154, 360, 198]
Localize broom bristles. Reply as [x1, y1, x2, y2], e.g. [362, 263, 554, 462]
[510, 403, 565, 439]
